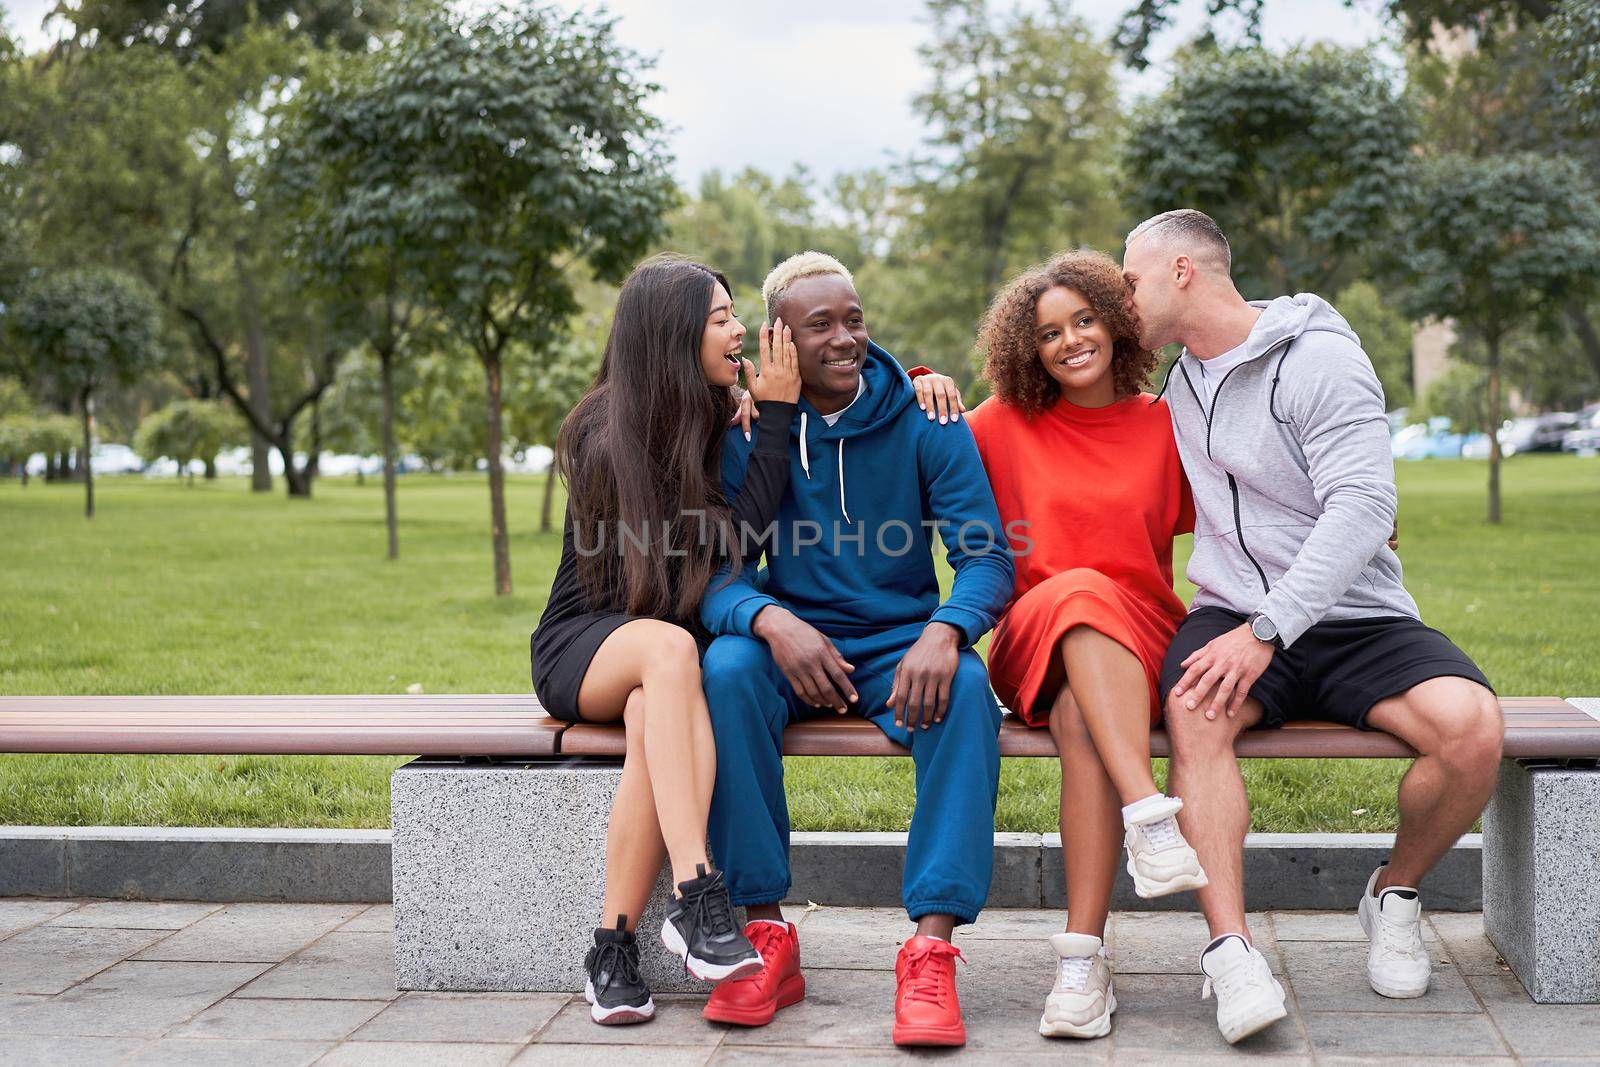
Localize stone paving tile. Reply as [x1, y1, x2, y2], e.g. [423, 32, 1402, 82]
[715, 967, 892, 1049]
[170, 996, 390, 1041]
[133, 903, 367, 963]
[1112, 911, 1283, 975]
[535, 996, 721, 1047]
[1112, 1055, 1311, 1066]
[1432, 912, 1517, 977]
[964, 909, 1085, 941]
[234, 931, 399, 1001]
[0, 900, 81, 939]
[1299, 1010, 1508, 1057]
[339, 905, 394, 933]
[45, 901, 222, 930]
[1270, 909, 1439, 942]
[782, 909, 910, 971]
[1107, 973, 1309, 1056]
[2, 960, 269, 1038]
[1320, 1059, 1517, 1066]
[354, 993, 569, 1044]
[317, 1040, 523, 1066]
[519, 1045, 715, 1066]
[0, 925, 166, 995]
[1471, 974, 1600, 1059]
[0, 1034, 145, 1066]
[119, 1037, 334, 1066]
[1281, 942, 1481, 1014]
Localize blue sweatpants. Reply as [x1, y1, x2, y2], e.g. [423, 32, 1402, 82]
[702, 622, 1002, 925]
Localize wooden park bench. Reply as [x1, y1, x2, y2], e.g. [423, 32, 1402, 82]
[1, 694, 1596, 1002]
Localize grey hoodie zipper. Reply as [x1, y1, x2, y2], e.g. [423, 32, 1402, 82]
[1180, 360, 1272, 595]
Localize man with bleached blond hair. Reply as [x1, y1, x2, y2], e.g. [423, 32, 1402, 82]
[696, 250, 1014, 1048]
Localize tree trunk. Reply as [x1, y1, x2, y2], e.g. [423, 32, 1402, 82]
[238, 274, 274, 493]
[308, 397, 323, 486]
[482, 352, 513, 596]
[540, 464, 556, 534]
[80, 388, 95, 520]
[204, 455, 217, 480]
[1486, 332, 1502, 525]
[281, 451, 311, 498]
[380, 348, 399, 560]
[1566, 301, 1600, 382]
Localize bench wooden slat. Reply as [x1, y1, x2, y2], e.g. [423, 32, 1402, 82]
[0, 696, 1591, 760]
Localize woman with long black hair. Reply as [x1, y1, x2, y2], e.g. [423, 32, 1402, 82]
[532, 253, 797, 1024]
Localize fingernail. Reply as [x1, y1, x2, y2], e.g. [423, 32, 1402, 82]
[744, 431, 751, 442]
[1186, 699, 1196, 710]
[939, 415, 948, 424]
[953, 413, 961, 421]
[927, 410, 934, 419]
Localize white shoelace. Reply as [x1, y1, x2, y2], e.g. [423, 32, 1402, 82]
[1139, 815, 1184, 851]
[1056, 954, 1094, 992]
[1201, 949, 1269, 1001]
[1374, 911, 1426, 962]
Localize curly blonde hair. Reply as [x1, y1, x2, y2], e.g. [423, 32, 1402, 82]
[977, 250, 1157, 416]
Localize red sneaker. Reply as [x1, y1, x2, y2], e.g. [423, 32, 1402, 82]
[702, 920, 805, 1026]
[893, 935, 966, 1047]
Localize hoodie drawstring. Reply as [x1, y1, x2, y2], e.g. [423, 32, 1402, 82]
[799, 411, 811, 479]
[796, 410, 850, 522]
[837, 440, 850, 524]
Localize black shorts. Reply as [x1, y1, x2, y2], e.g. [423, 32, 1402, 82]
[1158, 606, 1493, 730]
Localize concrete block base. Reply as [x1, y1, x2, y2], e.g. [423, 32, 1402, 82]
[1483, 759, 1600, 1003]
[390, 759, 697, 993]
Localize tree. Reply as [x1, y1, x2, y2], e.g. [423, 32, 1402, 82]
[12, 269, 163, 517]
[1125, 46, 1416, 300]
[0, 413, 77, 486]
[1114, 0, 1559, 69]
[1386, 153, 1600, 522]
[132, 398, 239, 484]
[506, 331, 602, 534]
[364, 4, 676, 595]
[1334, 281, 1414, 410]
[891, 0, 1124, 380]
[274, 47, 437, 559]
[49, 0, 396, 62]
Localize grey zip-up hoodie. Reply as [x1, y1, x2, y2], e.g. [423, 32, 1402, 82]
[1163, 293, 1418, 647]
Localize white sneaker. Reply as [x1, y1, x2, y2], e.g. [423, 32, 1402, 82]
[1124, 795, 1209, 898]
[1039, 932, 1116, 1039]
[1200, 935, 1287, 1044]
[1357, 865, 1431, 998]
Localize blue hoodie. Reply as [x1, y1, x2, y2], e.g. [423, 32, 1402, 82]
[701, 341, 1013, 646]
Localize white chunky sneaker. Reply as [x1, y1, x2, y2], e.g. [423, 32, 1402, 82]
[1123, 795, 1209, 898]
[1039, 932, 1116, 1039]
[1200, 935, 1287, 1044]
[1357, 865, 1431, 998]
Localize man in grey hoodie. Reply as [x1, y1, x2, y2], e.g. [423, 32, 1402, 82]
[1122, 209, 1501, 1044]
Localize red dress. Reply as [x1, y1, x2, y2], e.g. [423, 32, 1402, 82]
[966, 393, 1194, 727]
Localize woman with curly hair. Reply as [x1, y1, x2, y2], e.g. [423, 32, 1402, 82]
[963, 250, 1206, 1040]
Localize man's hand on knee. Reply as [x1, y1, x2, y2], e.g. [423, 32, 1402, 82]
[887, 621, 961, 730]
[1171, 624, 1275, 720]
[752, 606, 856, 712]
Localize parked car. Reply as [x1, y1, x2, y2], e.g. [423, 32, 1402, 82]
[89, 443, 143, 475]
[1528, 412, 1581, 452]
[1563, 406, 1600, 455]
[1392, 417, 1466, 460]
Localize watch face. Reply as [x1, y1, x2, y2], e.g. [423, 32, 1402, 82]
[1253, 616, 1277, 642]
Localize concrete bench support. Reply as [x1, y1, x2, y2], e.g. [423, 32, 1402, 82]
[1483, 758, 1600, 1003]
[391, 759, 701, 993]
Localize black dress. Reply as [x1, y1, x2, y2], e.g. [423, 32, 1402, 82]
[530, 400, 796, 721]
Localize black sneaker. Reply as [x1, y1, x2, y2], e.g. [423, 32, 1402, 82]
[584, 915, 654, 1025]
[661, 864, 764, 983]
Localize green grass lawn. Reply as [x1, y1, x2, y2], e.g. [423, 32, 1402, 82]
[3, 455, 1597, 832]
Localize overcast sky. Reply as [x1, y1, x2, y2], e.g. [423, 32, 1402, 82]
[2, 0, 1395, 184]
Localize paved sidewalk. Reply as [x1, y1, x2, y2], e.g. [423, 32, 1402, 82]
[0, 899, 1595, 1064]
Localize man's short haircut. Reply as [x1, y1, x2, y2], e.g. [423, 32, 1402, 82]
[762, 250, 855, 323]
[1125, 209, 1232, 274]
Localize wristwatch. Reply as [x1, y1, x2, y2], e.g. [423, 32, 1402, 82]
[1247, 612, 1283, 649]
